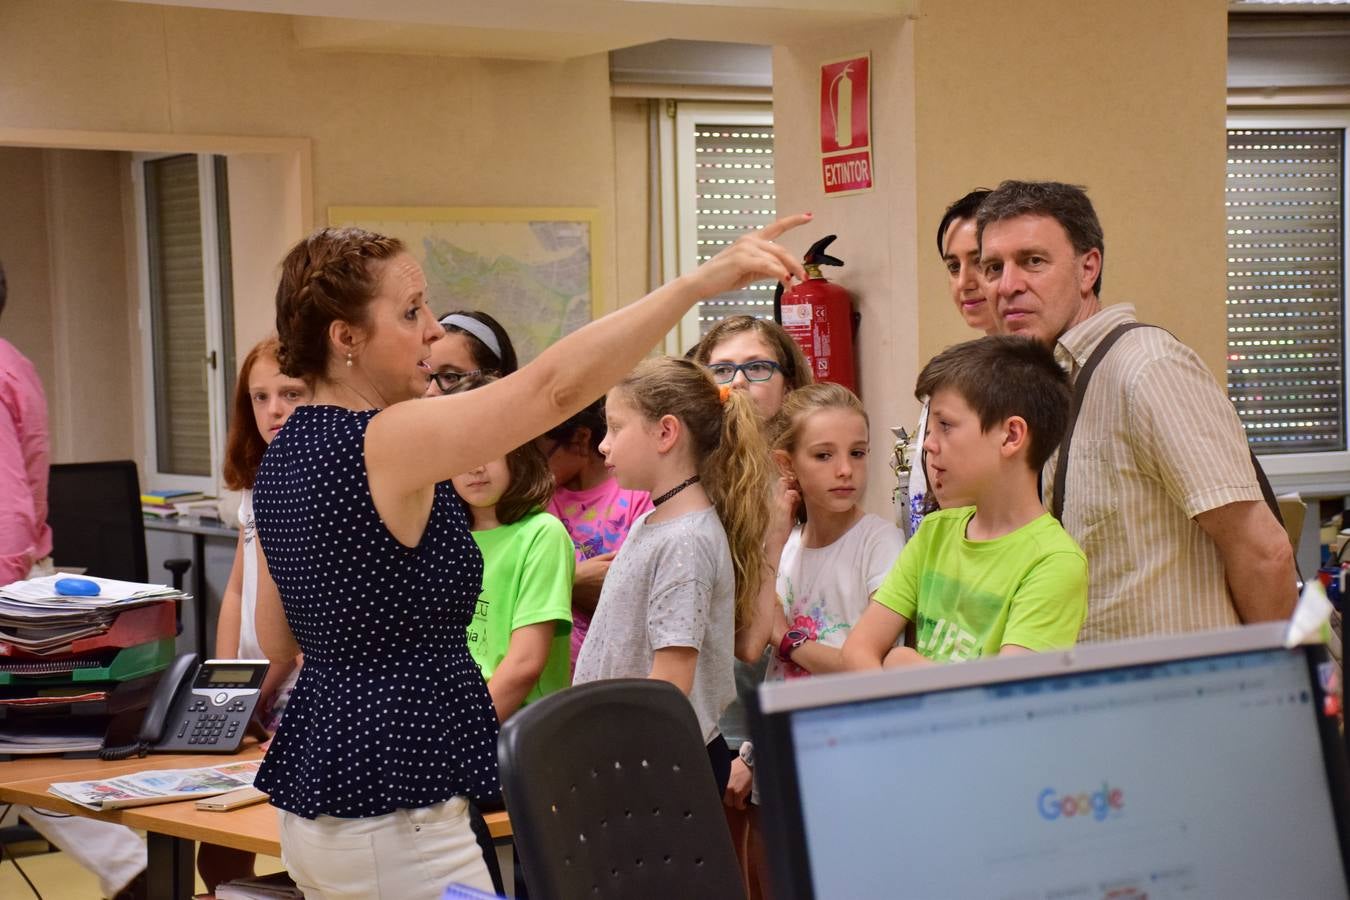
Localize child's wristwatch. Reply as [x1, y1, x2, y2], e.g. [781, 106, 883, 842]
[778, 628, 811, 662]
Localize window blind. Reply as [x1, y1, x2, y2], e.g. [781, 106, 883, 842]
[145, 155, 211, 476]
[1226, 127, 1346, 454]
[693, 123, 777, 336]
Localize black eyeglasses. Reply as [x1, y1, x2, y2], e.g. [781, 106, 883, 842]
[707, 359, 783, 385]
[429, 369, 493, 393]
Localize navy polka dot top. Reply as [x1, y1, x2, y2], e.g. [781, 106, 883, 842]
[252, 405, 500, 819]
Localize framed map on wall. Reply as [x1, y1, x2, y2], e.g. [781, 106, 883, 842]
[327, 206, 602, 364]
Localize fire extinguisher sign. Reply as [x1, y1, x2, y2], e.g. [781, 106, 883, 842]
[819, 53, 873, 196]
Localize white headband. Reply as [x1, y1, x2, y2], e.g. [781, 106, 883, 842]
[439, 313, 503, 362]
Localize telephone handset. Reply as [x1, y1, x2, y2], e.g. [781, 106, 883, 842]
[101, 653, 270, 759]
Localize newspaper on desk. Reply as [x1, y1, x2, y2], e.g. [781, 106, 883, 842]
[48, 758, 261, 810]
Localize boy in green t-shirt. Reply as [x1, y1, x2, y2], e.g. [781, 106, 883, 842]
[842, 335, 1087, 667]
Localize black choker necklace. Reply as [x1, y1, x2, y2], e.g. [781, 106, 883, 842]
[652, 474, 700, 507]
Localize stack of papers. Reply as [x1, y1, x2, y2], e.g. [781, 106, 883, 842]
[0, 575, 186, 656]
[49, 758, 262, 810]
[217, 872, 302, 899]
[0, 723, 105, 755]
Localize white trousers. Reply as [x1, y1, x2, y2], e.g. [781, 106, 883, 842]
[278, 797, 493, 900]
[2, 804, 146, 897]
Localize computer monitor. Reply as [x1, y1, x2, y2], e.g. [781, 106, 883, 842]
[752, 624, 1350, 899]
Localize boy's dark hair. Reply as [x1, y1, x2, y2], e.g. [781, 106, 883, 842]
[916, 335, 1071, 471]
[935, 189, 991, 257]
[545, 396, 606, 455]
[976, 180, 1105, 297]
[445, 374, 554, 524]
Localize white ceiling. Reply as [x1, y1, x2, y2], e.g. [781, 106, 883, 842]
[113, 0, 917, 61]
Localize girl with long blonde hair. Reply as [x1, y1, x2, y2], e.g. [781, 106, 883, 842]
[572, 357, 775, 795]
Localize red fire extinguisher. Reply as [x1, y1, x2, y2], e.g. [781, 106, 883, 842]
[775, 234, 859, 394]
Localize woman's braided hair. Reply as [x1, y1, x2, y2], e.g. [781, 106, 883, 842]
[274, 227, 406, 379]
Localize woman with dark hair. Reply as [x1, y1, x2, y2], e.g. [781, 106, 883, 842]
[252, 215, 810, 898]
[423, 309, 517, 396]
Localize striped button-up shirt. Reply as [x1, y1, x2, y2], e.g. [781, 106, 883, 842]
[1044, 305, 1261, 642]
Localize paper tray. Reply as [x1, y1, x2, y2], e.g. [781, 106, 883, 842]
[0, 674, 163, 760]
[0, 638, 175, 685]
[0, 600, 177, 660]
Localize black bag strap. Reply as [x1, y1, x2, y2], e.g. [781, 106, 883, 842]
[1051, 322, 1283, 528]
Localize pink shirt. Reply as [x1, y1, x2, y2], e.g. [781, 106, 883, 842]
[0, 338, 51, 584]
[547, 477, 652, 667]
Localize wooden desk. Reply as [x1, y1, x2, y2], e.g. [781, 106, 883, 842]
[0, 751, 266, 899]
[0, 752, 157, 784]
[0, 751, 513, 899]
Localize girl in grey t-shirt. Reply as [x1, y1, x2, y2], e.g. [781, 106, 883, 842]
[573, 357, 774, 795]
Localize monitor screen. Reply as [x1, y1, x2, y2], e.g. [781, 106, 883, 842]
[784, 647, 1347, 899]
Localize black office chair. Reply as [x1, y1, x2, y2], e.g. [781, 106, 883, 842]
[47, 459, 191, 601]
[498, 679, 742, 900]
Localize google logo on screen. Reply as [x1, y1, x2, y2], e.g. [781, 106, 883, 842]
[1037, 784, 1125, 822]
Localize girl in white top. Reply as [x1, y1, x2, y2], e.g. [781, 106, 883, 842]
[727, 384, 903, 895]
[200, 337, 310, 893]
[764, 383, 904, 679]
[217, 337, 309, 709]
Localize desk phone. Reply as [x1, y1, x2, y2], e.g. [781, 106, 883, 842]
[102, 653, 270, 758]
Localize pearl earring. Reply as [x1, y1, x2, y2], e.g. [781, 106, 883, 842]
[346, 351, 353, 368]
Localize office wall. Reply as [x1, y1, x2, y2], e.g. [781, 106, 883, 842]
[913, 0, 1231, 378]
[611, 98, 653, 305]
[43, 150, 135, 463]
[0, 148, 56, 397]
[774, 19, 921, 517]
[0, 147, 133, 464]
[0, 0, 619, 467]
[772, 0, 1230, 517]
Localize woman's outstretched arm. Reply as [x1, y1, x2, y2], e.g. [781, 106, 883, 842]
[366, 214, 811, 494]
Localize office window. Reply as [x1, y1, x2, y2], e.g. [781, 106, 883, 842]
[690, 122, 777, 332]
[1225, 123, 1347, 458]
[135, 154, 234, 492]
[661, 103, 775, 353]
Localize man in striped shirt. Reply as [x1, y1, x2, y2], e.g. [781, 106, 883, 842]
[973, 181, 1296, 641]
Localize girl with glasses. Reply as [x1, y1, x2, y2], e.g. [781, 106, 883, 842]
[691, 315, 813, 422]
[424, 309, 518, 397]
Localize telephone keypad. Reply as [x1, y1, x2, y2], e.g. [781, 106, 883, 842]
[184, 712, 240, 747]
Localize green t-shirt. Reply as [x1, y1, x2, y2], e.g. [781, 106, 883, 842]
[874, 507, 1087, 662]
[469, 510, 576, 705]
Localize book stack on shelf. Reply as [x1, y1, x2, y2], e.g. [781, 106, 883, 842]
[0, 575, 188, 759]
[141, 489, 221, 522]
